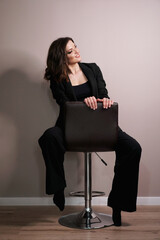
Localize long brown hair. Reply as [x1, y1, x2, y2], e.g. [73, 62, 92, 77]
[44, 37, 74, 82]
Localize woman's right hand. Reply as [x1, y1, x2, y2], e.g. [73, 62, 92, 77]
[84, 96, 97, 110]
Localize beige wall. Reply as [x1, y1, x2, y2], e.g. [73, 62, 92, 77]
[0, 0, 160, 198]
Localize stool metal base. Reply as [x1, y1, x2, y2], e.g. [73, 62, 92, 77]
[59, 209, 113, 229]
[59, 153, 113, 229]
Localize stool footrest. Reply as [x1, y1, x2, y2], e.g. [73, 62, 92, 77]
[69, 191, 105, 197]
[59, 208, 113, 229]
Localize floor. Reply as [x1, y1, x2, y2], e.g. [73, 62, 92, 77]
[0, 206, 160, 240]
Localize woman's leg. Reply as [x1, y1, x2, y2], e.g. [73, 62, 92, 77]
[108, 128, 142, 213]
[38, 126, 66, 210]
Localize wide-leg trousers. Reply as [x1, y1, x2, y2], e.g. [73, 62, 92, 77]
[38, 126, 142, 212]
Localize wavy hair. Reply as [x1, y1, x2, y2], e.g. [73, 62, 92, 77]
[44, 37, 74, 82]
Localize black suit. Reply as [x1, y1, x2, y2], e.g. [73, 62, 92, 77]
[39, 63, 141, 212]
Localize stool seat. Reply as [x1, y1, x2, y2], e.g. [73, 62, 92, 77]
[59, 102, 118, 229]
[64, 102, 118, 152]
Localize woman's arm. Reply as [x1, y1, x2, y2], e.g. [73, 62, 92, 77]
[84, 63, 113, 110]
[92, 63, 109, 99]
[50, 80, 69, 106]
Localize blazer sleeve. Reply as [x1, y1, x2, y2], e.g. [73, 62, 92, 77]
[92, 63, 110, 99]
[50, 79, 69, 106]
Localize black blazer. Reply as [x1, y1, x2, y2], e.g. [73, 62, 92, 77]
[50, 62, 109, 128]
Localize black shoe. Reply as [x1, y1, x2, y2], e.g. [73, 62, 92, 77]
[112, 208, 121, 226]
[53, 190, 65, 211]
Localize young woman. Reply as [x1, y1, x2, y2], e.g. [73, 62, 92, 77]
[38, 37, 142, 226]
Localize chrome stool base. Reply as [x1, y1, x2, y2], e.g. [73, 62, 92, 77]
[59, 209, 113, 229]
[59, 153, 113, 229]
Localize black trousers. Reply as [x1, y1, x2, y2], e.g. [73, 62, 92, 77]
[38, 126, 141, 212]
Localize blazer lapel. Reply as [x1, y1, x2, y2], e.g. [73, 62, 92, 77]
[65, 79, 77, 100]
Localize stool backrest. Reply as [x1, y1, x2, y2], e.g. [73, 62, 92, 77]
[64, 102, 118, 152]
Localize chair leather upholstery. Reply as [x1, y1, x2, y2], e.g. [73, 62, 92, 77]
[64, 102, 118, 152]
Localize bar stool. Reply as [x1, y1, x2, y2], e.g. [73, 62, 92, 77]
[59, 101, 118, 229]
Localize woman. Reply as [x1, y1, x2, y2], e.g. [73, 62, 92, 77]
[38, 37, 142, 226]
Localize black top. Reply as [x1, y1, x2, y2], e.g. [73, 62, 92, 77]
[72, 81, 92, 101]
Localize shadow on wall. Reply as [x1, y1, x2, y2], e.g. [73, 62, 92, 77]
[0, 49, 59, 197]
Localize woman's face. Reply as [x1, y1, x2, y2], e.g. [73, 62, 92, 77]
[65, 40, 81, 65]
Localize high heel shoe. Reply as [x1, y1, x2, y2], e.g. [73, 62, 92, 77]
[53, 190, 65, 211]
[112, 208, 121, 226]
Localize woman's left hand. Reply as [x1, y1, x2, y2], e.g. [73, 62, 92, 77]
[97, 98, 114, 109]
